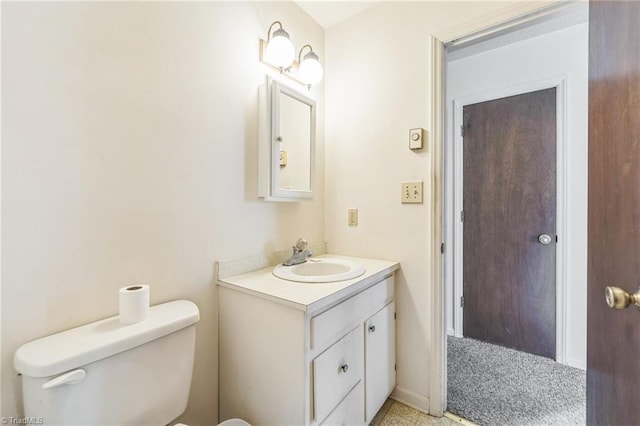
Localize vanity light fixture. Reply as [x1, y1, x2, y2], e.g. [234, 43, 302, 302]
[259, 21, 323, 89]
[297, 45, 323, 88]
[264, 21, 295, 69]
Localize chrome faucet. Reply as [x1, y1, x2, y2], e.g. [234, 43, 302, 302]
[283, 238, 313, 266]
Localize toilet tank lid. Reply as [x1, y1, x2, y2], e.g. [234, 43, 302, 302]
[14, 300, 200, 378]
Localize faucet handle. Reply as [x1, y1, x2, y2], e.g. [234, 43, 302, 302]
[295, 238, 308, 251]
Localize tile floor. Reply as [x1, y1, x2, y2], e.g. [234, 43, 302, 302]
[370, 399, 471, 426]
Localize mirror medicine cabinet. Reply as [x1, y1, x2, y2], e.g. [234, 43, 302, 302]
[258, 77, 316, 201]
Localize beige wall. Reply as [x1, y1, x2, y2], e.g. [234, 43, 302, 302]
[324, 1, 544, 410]
[1, 2, 324, 423]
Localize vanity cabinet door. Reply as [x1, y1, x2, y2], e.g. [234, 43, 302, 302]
[364, 301, 396, 423]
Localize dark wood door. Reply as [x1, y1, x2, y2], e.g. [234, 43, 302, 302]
[587, 1, 640, 424]
[463, 89, 556, 359]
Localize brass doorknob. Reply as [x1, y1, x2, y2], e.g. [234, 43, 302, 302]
[605, 286, 640, 309]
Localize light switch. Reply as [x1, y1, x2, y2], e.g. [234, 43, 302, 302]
[409, 128, 426, 150]
[401, 181, 423, 204]
[348, 209, 358, 226]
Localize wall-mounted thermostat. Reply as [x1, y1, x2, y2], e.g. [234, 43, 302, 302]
[409, 128, 426, 150]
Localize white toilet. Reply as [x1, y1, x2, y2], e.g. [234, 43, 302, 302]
[14, 300, 249, 426]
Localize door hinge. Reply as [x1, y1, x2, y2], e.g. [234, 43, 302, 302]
[395, 364, 397, 371]
[394, 312, 397, 320]
[460, 296, 465, 308]
[441, 243, 445, 254]
[556, 235, 558, 243]
[461, 124, 465, 138]
[460, 211, 465, 222]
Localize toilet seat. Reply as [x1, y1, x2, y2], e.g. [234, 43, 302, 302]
[176, 419, 251, 426]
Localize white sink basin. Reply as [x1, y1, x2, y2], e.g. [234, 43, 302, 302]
[273, 257, 365, 283]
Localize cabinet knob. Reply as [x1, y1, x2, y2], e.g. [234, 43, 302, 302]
[340, 364, 349, 373]
[368, 324, 376, 333]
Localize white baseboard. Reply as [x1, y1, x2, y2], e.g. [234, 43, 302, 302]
[390, 386, 430, 414]
[565, 357, 586, 370]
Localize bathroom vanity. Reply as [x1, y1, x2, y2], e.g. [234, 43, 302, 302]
[217, 253, 399, 426]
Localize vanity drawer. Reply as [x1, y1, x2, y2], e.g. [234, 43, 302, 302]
[313, 327, 364, 422]
[311, 276, 393, 350]
[320, 381, 364, 426]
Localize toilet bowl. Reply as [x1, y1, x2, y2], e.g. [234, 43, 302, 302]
[219, 420, 251, 426]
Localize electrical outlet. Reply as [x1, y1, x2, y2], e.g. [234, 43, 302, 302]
[401, 181, 423, 204]
[348, 208, 358, 226]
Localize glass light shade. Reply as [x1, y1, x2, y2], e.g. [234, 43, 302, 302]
[298, 52, 323, 86]
[265, 29, 295, 68]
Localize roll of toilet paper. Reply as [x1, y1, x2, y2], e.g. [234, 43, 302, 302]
[118, 284, 150, 324]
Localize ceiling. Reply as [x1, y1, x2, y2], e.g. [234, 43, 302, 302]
[294, 1, 379, 29]
[293, 1, 588, 58]
[447, 2, 589, 61]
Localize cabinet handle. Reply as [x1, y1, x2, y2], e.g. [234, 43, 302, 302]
[368, 324, 376, 333]
[340, 364, 349, 373]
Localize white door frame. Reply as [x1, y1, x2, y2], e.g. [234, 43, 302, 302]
[428, 0, 575, 416]
[451, 78, 568, 367]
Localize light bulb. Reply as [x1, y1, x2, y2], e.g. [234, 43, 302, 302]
[298, 51, 323, 86]
[265, 28, 295, 68]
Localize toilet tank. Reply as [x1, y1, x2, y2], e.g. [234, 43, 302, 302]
[14, 300, 200, 425]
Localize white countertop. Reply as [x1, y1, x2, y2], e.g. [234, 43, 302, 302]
[218, 254, 399, 314]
